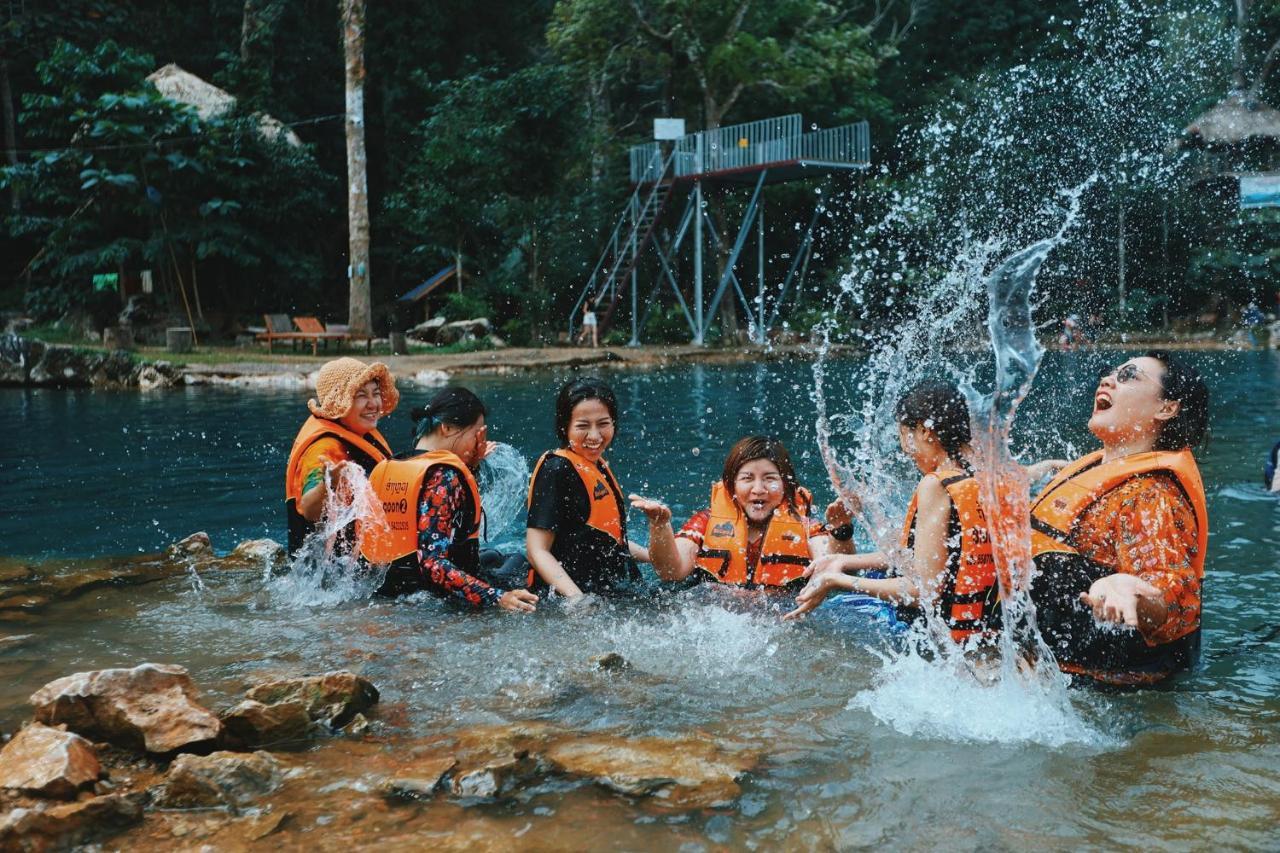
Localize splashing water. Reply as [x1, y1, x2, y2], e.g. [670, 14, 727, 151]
[265, 460, 388, 607]
[804, 0, 1227, 742]
[478, 442, 530, 541]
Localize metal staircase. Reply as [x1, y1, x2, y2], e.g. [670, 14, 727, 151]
[570, 150, 676, 342]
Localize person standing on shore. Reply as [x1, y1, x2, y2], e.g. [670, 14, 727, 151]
[284, 357, 397, 557]
[577, 302, 599, 348]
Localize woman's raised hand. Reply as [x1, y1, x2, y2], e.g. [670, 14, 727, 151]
[628, 494, 672, 526]
[802, 552, 848, 580]
[784, 572, 837, 621]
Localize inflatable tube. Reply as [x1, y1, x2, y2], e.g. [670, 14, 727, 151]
[823, 592, 910, 635]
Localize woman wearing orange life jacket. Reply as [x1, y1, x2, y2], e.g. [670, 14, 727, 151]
[284, 357, 397, 556]
[360, 386, 539, 612]
[526, 377, 651, 598]
[781, 381, 1010, 644]
[631, 435, 852, 592]
[1029, 350, 1210, 686]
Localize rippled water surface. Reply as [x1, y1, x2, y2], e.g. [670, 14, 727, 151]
[2, 351, 1278, 849]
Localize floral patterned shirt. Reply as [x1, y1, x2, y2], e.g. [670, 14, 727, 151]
[416, 466, 500, 609]
[1071, 473, 1201, 645]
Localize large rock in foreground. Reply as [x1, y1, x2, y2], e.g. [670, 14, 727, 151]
[244, 671, 378, 728]
[29, 663, 222, 754]
[543, 735, 758, 808]
[0, 793, 143, 851]
[152, 751, 282, 810]
[0, 724, 101, 799]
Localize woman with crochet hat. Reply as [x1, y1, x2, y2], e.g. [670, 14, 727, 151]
[285, 357, 398, 556]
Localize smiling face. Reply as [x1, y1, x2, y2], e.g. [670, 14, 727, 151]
[338, 380, 383, 434]
[566, 399, 615, 463]
[733, 458, 785, 525]
[1088, 356, 1179, 447]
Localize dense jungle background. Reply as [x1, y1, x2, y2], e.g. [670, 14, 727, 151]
[3, 0, 1279, 345]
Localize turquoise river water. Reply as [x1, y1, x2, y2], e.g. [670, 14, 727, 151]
[1, 350, 1278, 849]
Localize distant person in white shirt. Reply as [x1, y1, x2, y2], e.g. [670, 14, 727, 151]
[578, 302, 599, 348]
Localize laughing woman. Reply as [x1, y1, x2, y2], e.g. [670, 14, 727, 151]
[284, 358, 397, 557]
[525, 377, 650, 598]
[1030, 350, 1210, 686]
[631, 435, 850, 593]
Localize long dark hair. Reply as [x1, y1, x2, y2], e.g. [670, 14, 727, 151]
[554, 376, 618, 445]
[412, 386, 486, 442]
[721, 435, 801, 511]
[894, 379, 972, 459]
[1145, 349, 1210, 451]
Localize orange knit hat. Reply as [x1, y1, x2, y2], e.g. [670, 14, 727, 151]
[308, 357, 400, 420]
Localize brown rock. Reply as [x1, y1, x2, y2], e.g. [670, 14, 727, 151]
[153, 750, 282, 810]
[543, 735, 758, 807]
[450, 751, 539, 799]
[29, 663, 222, 754]
[591, 652, 631, 672]
[223, 538, 285, 569]
[244, 671, 378, 727]
[163, 532, 213, 561]
[0, 724, 101, 800]
[382, 756, 457, 801]
[0, 792, 143, 850]
[220, 700, 313, 748]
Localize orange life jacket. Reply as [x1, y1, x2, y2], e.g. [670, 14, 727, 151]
[900, 468, 998, 643]
[1030, 448, 1208, 684]
[1030, 449, 1208, 580]
[359, 450, 482, 572]
[526, 448, 625, 543]
[694, 482, 814, 588]
[284, 415, 392, 554]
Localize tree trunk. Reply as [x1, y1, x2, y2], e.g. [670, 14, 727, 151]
[342, 0, 373, 336]
[1, 59, 19, 214]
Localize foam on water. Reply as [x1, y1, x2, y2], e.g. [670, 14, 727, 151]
[849, 644, 1114, 748]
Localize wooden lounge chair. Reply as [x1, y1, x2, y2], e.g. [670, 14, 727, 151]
[256, 314, 311, 353]
[294, 316, 374, 354]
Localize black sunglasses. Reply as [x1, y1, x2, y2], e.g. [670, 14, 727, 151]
[1097, 363, 1146, 384]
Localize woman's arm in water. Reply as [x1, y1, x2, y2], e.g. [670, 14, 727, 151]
[299, 481, 327, 522]
[628, 495, 699, 581]
[786, 477, 951, 620]
[628, 541, 652, 564]
[525, 527, 585, 598]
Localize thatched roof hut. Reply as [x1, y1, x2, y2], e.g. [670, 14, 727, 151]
[146, 64, 302, 147]
[1180, 91, 1280, 148]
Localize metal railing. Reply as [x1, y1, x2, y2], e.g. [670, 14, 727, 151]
[628, 115, 870, 183]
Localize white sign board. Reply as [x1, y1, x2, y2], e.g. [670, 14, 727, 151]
[653, 118, 686, 140]
[1240, 174, 1280, 209]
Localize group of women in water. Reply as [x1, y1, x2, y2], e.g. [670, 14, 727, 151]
[284, 351, 1210, 688]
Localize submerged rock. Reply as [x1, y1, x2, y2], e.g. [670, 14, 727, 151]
[224, 538, 285, 570]
[543, 735, 758, 808]
[0, 723, 101, 800]
[220, 699, 314, 749]
[152, 751, 282, 810]
[163, 531, 214, 561]
[450, 751, 539, 799]
[0, 792, 143, 851]
[29, 663, 222, 755]
[381, 756, 457, 801]
[591, 652, 631, 672]
[244, 671, 379, 728]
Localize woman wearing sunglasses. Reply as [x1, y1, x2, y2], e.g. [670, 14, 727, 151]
[1030, 350, 1209, 687]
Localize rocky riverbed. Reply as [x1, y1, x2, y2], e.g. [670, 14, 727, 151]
[0, 536, 764, 850]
